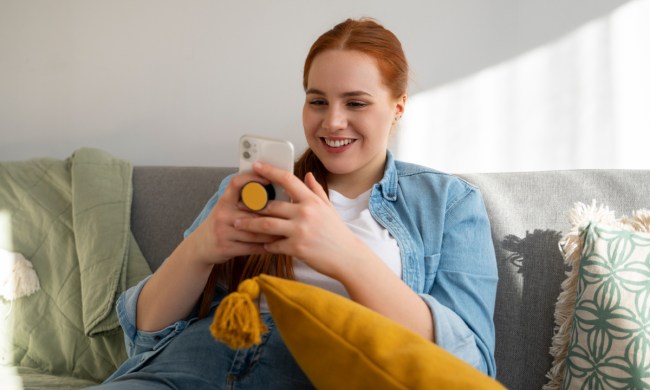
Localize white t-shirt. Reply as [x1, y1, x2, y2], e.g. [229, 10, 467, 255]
[260, 188, 402, 312]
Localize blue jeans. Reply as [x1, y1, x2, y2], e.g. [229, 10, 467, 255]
[87, 314, 314, 390]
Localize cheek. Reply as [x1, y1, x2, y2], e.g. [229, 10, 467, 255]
[302, 107, 319, 132]
[367, 109, 394, 132]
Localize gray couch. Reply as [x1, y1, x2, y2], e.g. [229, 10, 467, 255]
[129, 166, 649, 390]
[10, 166, 646, 388]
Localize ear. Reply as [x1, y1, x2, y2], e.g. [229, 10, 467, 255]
[394, 94, 407, 121]
[395, 94, 406, 119]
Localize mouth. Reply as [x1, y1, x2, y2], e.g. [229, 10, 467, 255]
[322, 137, 356, 148]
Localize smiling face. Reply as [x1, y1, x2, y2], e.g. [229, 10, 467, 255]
[303, 49, 405, 195]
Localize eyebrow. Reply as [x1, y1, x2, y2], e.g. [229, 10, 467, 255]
[305, 88, 373, 98]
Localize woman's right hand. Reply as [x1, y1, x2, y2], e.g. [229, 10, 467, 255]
[185, 172, 279, 266]
[136, 172, 279, 332]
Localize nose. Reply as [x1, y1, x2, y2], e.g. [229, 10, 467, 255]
[323, 105, 347, 132]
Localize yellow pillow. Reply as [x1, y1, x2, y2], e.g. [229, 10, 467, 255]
[211, 274, 504, 389]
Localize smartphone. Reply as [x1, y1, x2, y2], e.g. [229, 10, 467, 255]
[238, 134, 295, 203]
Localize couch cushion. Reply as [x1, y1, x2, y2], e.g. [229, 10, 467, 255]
[1, 366, 99, 390]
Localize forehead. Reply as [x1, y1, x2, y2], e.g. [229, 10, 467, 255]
[306, 50, 386, 93]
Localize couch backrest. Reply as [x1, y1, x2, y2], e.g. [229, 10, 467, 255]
[131, 167, 650, 390]
[131, 166, 236, 271]
[458, 170, 650, 389]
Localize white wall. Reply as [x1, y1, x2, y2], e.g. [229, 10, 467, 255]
[397, 0, 650, 173]
[0, 0, 632, 168]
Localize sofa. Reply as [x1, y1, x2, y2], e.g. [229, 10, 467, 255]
[2, 154, 649, 389]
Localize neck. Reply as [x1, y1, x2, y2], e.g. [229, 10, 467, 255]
[327, 161, 385, 199]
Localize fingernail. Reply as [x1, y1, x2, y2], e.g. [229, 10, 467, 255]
[233, 219, 241, 228]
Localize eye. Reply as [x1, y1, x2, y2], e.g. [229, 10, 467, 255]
[309, 99, 327, 106]
[347, 100, 368, 108]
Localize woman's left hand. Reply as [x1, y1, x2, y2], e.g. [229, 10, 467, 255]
[235, 162, 435, 342]
[233, 161, 367, 279]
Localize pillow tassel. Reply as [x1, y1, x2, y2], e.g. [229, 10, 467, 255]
[210, 277, 267, 349]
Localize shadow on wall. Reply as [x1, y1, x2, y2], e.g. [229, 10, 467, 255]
[502, 229, 566, 277]
[494, 229, 568, 390]
[404, 0, 633, 94]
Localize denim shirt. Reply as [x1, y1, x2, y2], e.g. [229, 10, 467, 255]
[110, 151, 498, 381]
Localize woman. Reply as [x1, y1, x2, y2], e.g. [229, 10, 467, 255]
[95, 18, 498, 389]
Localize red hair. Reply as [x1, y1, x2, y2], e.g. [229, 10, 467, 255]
[303, 18, 409, 98]
[199, 18, 408, 317]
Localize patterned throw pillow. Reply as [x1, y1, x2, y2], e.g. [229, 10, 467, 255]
[545, 202, 650, 389]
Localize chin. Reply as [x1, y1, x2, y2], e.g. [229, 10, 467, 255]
[320, 160, 357, 176]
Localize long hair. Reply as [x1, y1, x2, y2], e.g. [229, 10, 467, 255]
[199, 18, 408, 317]
[198, 149, 328, 317]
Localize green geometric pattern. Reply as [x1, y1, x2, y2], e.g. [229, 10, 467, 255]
[563, 223, 650, 389]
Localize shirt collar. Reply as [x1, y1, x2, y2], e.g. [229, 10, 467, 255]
[376, 150, 398, 201]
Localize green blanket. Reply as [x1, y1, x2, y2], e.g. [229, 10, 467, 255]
[0, 148, 151, 383]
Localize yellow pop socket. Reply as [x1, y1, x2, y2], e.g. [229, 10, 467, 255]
[240, 181, 276, 211]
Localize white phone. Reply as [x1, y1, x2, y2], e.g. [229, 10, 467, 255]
[238, 134, 295, 203]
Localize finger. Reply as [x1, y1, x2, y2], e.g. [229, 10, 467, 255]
[216, 231, 276, 259]
[257, 172, 328, 218]
[252, 162, 314, 202]
[236, 171, 270, 186]
[257, 199, 293, 219]
[231, 229, 279, 244]
[230, 242, 270, 256]
[234, 215, 293, 237]
[305, 172, 329, 203]
[263, 237, 288, 255]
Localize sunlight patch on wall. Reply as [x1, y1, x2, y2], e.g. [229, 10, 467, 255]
[396, 0, 650, 173]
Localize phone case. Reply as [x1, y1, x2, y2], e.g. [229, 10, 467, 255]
[238, 135, 294, 202]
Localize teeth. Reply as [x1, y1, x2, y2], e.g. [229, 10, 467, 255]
[325, 138, 353, 148]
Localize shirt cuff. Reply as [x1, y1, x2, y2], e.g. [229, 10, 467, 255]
[116, 274, 190, 357]
[419, 294, 486, 373]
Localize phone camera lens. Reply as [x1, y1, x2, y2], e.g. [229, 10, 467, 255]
[242, 140, 251, 149]
[243, 151, 251, 159]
